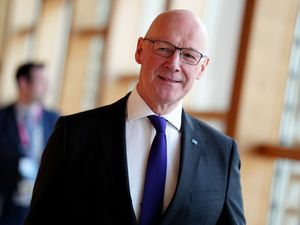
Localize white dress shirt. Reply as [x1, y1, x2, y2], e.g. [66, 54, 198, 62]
[14, 103, 44, 206]
[126, 88, 182, 219]
[15, 103, 44, 161]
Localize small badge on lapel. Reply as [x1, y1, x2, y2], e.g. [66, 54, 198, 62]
[191, 138, 198, 146]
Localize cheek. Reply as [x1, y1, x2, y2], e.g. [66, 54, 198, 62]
[182, 69, 199, 87]
[142, 52, 164, 69]
[33, 83, 46, 94]
[141, 59, 161, 80]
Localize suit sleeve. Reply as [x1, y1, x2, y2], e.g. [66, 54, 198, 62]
[24, 117, 67, 225]
[217, 140, 246, 225]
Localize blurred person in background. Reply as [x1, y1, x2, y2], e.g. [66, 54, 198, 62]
[25, 10, 245, 225]
[0, 62, 59, 225]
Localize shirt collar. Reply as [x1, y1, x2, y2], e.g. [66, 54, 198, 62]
[127, 88, 182, 131]
[16, 102, 43, 121]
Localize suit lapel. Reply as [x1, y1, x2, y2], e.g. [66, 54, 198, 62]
[7, 105, 22, 152]
[160, 111, 204, 225]
[98, 94, 137, 225]
[42, 110, 51, 146]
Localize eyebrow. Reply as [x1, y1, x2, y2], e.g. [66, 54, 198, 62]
[159, 39, 201, 53]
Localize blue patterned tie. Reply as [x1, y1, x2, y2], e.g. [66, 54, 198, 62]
[139, 115, 167, 225]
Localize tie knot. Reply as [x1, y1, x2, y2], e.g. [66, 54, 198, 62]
[148, 115, 166, 133]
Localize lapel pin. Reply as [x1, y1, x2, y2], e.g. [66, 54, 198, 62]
[192, 138, 198, 146]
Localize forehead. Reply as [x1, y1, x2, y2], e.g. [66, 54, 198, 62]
[30, 67, 46, 80]
[146, 13, 207, 51]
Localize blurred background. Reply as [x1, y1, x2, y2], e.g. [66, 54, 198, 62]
[0, 0, 299, 224]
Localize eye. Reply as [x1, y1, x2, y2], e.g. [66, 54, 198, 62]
[156, 47, 173, 55]
[182, 52, 196, 60]
[181, 50, 200, 64]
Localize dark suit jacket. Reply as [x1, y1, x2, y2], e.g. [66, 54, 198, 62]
[25, 94, 246, 225]
[0, 104, 59, 212]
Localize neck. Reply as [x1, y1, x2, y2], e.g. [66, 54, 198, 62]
[17, 96, 38, 107]
[137, 85, 179, 115]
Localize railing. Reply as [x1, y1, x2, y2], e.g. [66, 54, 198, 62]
[256, 144, 300, 161]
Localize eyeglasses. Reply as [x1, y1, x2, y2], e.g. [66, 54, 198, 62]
[144, 38, 206, 65]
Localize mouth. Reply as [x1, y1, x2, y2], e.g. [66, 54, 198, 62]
[158, 75, 181, 83]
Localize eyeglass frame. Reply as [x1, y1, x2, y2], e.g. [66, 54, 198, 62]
[143, 38, 207, 65]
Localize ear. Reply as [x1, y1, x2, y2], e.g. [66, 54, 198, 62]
[135, 37, 144, 64]
[196, 57, 210, 80]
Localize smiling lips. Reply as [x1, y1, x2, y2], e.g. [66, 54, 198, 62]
[158, 75, 181, 83]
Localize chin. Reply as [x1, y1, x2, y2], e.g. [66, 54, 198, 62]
[156, 95, 180, 105]
[152, 87, 182, 103]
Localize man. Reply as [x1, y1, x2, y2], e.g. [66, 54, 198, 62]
[25, 10, 246, 225]
[0, 62, 59, 225]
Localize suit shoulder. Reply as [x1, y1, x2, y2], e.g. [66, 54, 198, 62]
[43, 108, 60, 119]
[186, 113, 233, 143]
[0, 104, 14, 113]
[60, 94, 129, 125]
[0, 104, 14, 119]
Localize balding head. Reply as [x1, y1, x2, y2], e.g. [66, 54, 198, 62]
[135, 9, 210, 115]
[145, 10, 208, 54]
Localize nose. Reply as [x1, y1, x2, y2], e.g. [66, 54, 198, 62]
[163, 49, 181, 72]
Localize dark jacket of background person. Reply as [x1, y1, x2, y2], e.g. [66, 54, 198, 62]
[0, 104, 59, 224]
[0, 62, 59, 225]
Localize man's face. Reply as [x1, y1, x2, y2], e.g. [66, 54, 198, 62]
[23, 67, 48, 103]
[135, 13, 209, 108]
